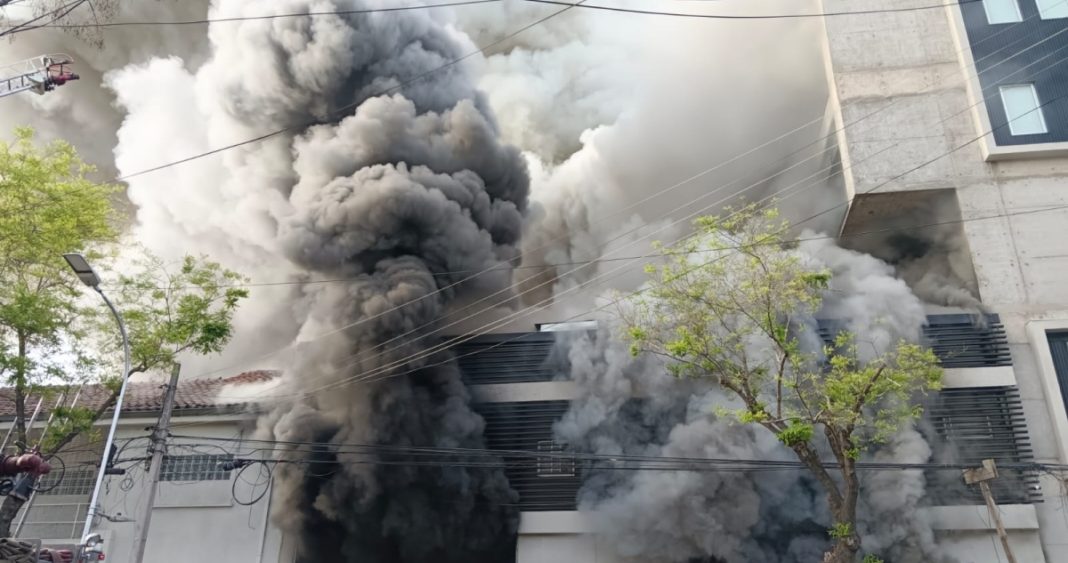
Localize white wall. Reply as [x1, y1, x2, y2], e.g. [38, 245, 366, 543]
[89, 415, 292, 563]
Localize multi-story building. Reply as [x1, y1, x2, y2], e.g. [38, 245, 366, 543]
[7, 3, 1068, 561]
[817, 0, 1068, 560]
[457, 318, 1048, 563]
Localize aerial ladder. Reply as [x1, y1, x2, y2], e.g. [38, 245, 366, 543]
[0, 54, 78, 99]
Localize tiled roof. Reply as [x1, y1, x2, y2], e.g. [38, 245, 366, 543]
[0, 370, 279, 418]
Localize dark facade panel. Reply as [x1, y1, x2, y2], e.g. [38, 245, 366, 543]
[474, 400, 581, 511]
[921, 313, 1013, 368]
[458, 316, 1012, 389]
[818, 314, 1012, 368]
[924, 386, 1042, 504]
[472, 389, 1040, 511]
[958, 0, 1068, 145]
[455, 332, 560, 385]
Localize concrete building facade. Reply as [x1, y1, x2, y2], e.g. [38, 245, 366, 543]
[4, 2, 1068, 561]
[818, 0, 1068, 560]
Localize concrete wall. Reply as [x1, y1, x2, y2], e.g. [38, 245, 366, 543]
[88, 414, 294, 563]
[819, 0, 1068, 560]
[517, 512, 635, 563]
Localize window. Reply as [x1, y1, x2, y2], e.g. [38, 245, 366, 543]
[983, 0, 1023, 23]
[36, 467, 95, 496]
[537, 320, 597, 332]
[999, 84, 1048, 135]
[1037, 0, 1068, 19]
[535, 440, 576, 477]
[160, 454, 233, 482]
[1048, 332, 1068, 417]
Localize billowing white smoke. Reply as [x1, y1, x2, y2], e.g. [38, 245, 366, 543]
[0, 0, 211, 178]
[554, 235, 955, 562]
[461, 1, 837, 317]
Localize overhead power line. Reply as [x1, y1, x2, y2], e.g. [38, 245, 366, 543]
[0, 0, 85, 38]
[112, 0, 584, 182]
[109, 202, 1068, 291]
[6, 0, 987, 33]
[524, 0, 984, 19]
[191, 5, 1068, 385]
[212, 67, 1068, 402]
[5, 0, 501, 33]
[61, 0, 985, 180]
[168, 434, 1068, 473]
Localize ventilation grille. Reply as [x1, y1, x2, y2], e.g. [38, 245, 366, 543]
[457, 315, 1012, 388]
[474, 400, 580, 511]
[924, 386, 1041, 505]
[456, 332, 559, 385]
[818, 314, 1011, 368]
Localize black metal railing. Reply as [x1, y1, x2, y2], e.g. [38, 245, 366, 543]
[923, 386, 1041, 505]
[456, 332, 559, 385]
[817, 314, 1011, 368]
[474, 400, 581, 511]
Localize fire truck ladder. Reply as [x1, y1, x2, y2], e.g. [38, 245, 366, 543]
[0, 54, 79, 99]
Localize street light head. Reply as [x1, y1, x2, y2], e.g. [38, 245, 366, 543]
[63, 253, 101, 288]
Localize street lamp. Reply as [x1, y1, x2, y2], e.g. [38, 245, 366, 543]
[63, 253, 131, 555]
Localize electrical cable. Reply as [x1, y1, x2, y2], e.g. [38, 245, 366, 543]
[228, 36, 1068, 401]
[2, 0, 992, 35]
[169, 435, 1068, 473]
[232, 460, 271, 506]
[4, 0, 501, 33]
[117, 436, 1063, 507]
[110, 0, 1056, 187]
[526, 0, 985, 20]
[93, 4, 1047, 295]
[199, 10, 1068, 386]
[0, 0, 84, 38]
[30, 453, 65, 493]
[114, 0, 586, 183]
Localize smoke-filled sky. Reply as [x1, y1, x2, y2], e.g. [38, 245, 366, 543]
[0, 0, 835, 375]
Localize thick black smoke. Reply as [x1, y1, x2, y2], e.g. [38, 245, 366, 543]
[96, 0, 534, 560]
[265, 16, 525, 563]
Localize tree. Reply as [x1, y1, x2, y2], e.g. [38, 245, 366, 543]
[0, 128, 249, 535]
[620, 205, 942, 563]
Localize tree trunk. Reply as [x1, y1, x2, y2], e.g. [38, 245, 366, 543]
[823, 534, 861, 563]
[0, 489, 26, 537]
[13, 333, 27, 448]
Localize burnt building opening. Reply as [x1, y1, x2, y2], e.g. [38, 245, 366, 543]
[839, 189, 982, 310]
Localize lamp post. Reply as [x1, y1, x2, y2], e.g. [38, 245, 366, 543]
[63, 253, 131, 555]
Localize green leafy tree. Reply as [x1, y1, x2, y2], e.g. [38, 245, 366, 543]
[620, 204, 942, 563]
[0, 128, 249, 535]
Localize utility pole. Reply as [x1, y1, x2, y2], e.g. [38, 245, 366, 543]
[963, 458, 1017, 563]
[129, 364, 180, 563]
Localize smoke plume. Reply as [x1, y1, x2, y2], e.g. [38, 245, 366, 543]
[553, 235, 955, 563]
[103, 0, 530, 559]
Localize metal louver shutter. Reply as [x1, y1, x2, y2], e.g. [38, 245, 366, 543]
[474, 401, 581, 511]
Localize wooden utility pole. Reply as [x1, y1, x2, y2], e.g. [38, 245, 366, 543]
[963, 459, 1017, 563]
[129, 364, 180, 563]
